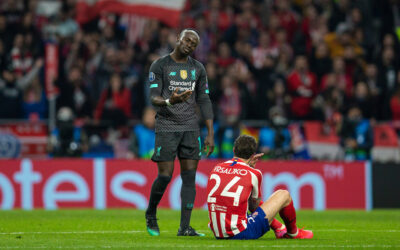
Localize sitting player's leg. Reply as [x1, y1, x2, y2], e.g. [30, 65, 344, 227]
[260, 189, 313, 239]
[177, 159, 204, 236]
[270, 218, 287, 238]
[145, 162, 174, 236]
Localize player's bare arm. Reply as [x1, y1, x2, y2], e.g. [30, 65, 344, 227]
[248, 197, 262, 212]
[151, 88, 193, 107]
[204, 119, 214, 157]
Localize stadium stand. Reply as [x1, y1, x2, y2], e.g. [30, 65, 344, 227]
[0, 0, 399, 161]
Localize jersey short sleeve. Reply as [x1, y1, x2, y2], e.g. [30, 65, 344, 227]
[149, 59, 163, 98]
[250, 169, 263, 199]
[196, 64, 209, 95]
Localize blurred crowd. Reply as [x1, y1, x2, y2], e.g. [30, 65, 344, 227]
[0, 0, 400, 160]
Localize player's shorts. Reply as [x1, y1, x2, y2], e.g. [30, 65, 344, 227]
[230, 207, 270, 240]
[151, 131, 201, 162]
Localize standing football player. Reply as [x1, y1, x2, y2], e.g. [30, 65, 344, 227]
[145, 29, 214, 236]
[207, 135, 313, 240]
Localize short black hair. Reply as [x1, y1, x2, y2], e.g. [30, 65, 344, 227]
[233, 135, 257, 159]
[179, 29, 200, 41]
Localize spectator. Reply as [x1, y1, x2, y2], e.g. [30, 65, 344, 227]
[324, 23, 363, 58]
[259, 106, 292, 159]
[363, 63, 380, 98]
[49, 107, 88, 157]
[315, 86, 343, 126]
[203, 0, 232, 33]
[252, 31, 278, 69]
[0, 40, 7, 73]
[339, 105, 373, 161]
[351, 81, 376, 120]
[273, 0, 298, 43]
[129, 107, 156, 159]
[216, 42, 235, 69]
[0, 71, 23, 119]
[10, 33, 33, 78]
[56, 66, 93, 120]
[265, 77, 291, 118]
[300, 4, 326, 54]
[22, 76, 47, 120]
[377, 46, 399, 120]
[328, 0, 349, 31]
[94, 73, 131, 128]
[310, 42, 332, 82]
[217, 74, 242, 158]
[287, 55, 318, 120]
[193, 16, 213, 63]
[274, 28, 293, 60]
[218, 75, 241, 126]
[390, 87, 400, 121]
[321, 57, 353, 97]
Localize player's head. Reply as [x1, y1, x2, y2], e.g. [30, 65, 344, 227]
[176, 29, 200, 56]
[233, 135, 257, 160]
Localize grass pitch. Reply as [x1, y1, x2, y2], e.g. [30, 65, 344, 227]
[0, 209, 399, 249]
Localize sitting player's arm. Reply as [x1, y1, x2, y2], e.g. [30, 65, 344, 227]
[248, 197, 262, 213]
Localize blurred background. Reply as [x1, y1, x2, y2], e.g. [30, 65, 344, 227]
[0, 0, 399, 163]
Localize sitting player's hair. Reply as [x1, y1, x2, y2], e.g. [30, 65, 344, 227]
[233, 135, 257, 159]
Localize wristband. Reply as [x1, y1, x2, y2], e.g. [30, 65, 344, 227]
[165, 99, 173, 106]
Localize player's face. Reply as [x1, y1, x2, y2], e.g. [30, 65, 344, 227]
[178, 32, 199, 56]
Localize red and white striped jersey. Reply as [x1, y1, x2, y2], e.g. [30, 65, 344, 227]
[206, 158, 263, 238]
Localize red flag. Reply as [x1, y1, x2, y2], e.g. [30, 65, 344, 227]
[45, 43, 59, 99]
[76, 0, 186, 27]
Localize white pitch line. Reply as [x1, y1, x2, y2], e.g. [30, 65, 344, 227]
[0, 231, 144, 235]
[315, 229, 400, 233]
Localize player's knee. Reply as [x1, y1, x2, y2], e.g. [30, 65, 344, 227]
[277, 189, 291, 203]
[158, 168, 173, 177]
[157, 174, 172, 186]
[181, 169, 196, 186]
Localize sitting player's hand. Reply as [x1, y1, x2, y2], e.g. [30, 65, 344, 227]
[170, 88, 192, 104]
[247, 153, 264, 168]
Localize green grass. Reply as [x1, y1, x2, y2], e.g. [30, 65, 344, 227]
[0, 209, 399, 249]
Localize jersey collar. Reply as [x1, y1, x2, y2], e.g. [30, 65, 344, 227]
[224, 157, 250, 167]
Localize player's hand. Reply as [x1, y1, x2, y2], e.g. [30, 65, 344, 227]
[247, 153, 264, 168]
[204, 134, 214, 157]
[170, 88, 192, 104]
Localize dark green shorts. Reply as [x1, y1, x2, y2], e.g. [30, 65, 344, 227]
[151, 131, 201, 162]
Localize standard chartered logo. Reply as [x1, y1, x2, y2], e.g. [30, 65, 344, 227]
[169, 80, 195, 91]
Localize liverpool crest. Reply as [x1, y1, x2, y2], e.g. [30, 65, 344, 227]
[180, 70, 187, 79]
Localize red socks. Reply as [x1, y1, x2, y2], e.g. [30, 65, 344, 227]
[279, 200, 297, 234]
[270, 218, 284, 231]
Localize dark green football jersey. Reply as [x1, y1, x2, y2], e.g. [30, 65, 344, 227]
[149, 55, 213, 132]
